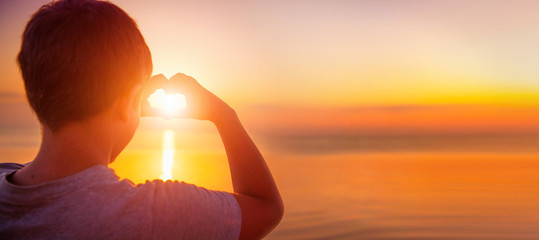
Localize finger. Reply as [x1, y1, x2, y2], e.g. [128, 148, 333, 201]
[140, 101, 157, 117]
[169, 72, 200, 93]
[140, 92, 166, 117]
[150, 74, 168, 85]
[143, 109, 192, 119]
[141, 107, 169, 118]
[143, 74, 169, 96]
[169, 108, 194, 119]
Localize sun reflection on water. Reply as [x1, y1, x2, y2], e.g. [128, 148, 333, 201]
[160, 129, 175, 180]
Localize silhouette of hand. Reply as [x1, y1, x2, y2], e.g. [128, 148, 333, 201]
[141, 73, 233, 123]
[140, 74, 169, 117]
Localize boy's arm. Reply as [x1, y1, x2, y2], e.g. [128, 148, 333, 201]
[161, 73, 284, 239]
[215, 110, 284, 240]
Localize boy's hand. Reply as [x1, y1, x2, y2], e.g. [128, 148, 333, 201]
[141, 73, 235, 124]
[140, 74, 168, 117]
[143, 73, 284, 239]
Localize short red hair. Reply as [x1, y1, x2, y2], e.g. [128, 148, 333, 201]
[18, 0, 152, 130]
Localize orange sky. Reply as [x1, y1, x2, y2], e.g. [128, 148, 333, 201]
[239, 105, 539, 136]
[1, 0, 539, 133]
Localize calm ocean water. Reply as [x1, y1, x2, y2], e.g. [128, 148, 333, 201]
[265, 152, 539, 240]
[1, 126, 539, 239]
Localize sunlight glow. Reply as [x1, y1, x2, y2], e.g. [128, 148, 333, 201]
[148, 89, 187, 115]
[160, 129, 175, 181]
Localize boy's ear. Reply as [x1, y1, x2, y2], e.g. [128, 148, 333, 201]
[115, 85, 141, 123]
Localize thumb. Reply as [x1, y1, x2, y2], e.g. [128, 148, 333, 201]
[159, 107, 195, 119]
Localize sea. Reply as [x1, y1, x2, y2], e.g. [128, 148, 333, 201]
[1, 119, 538, 240]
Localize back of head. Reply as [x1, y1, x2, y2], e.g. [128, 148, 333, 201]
[18, 0, 152, 131]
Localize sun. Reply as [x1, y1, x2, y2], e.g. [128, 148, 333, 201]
[147, 89, 187, 115]
[160, 129, 175, 181]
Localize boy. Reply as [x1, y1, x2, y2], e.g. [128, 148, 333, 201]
[0, 0, 283, 239]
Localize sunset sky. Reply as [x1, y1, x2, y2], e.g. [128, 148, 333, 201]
[1, 0, 539, 133]
[2, 3, 539, 238]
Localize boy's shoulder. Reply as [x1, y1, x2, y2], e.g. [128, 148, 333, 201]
[0, 162, 26, 174]
[0, 163, 241, 239]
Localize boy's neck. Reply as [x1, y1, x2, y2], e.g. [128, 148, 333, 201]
[10, 123, 114, 186]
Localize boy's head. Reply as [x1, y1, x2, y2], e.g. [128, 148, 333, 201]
[18, 0, 152, 132]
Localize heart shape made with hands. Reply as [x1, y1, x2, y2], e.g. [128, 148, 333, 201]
[147, 89, 186, 115]
[142, 74, 188, 117]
